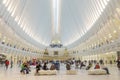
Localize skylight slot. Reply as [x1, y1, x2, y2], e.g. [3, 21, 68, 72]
[53, 0, 60, 34]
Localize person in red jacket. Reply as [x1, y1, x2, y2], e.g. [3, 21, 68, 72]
[5, 60, 9, 70]
[94, 63, 100, 69]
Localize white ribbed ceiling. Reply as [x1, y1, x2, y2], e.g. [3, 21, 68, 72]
[0, 0, 110, 49]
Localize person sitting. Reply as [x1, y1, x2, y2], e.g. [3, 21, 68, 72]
[36, 63, 41, 73]
[66, 63, 71, 70]
[86, 62, 92, 70]
[20, 63, 25, 74]
[42, 63, 48, 70]
[80, 62, 86, 69]
[101, 64, 110, 74]
[50, 63, 56, 70]
[24, 62, 30, 74]
[94, 63, 100, 69]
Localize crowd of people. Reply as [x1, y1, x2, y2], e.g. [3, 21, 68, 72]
[0, 57, 120, 75]
[20, 60, 60, 74]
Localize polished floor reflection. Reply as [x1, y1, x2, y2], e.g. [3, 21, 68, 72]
[0, 64, 120, 80]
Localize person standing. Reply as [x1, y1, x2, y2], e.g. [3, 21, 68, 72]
[99, 59, 104, 65]
[10, 60, 13, 68]
[55, 61, 60, 70]
[116, 57, 120, 70]
[5, 60, 9, 70]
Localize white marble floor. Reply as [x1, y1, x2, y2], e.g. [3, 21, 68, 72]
[0, 64, 120, 80]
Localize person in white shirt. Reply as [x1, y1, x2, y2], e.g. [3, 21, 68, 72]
[101, 64, 110, 74]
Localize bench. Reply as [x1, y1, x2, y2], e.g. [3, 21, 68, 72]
[66, 70, 77, 75]
[35, 70, 57, 75]
[88, 69, 107, 75]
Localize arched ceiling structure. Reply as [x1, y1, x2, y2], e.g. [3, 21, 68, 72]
[0, 0, 110, 49]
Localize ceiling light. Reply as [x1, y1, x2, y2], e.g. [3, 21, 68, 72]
[22, 25, 26, 31]
[109, 34, 111, 36]
[111, 40, 114, 42]
[3, 0, 7, 4]
[106, 53, 109, 54]
[109, 34, 112, 38]
[113, 30, 116, 33]
[0, 18, 2, 22]
[103, 0, 108, 5]
[11, 10, 15, 17]
[15, 16, 19, 22]
[116, 8, 120, 13]
[2, 39, 5, 42]
[7, 3, 12, 13]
